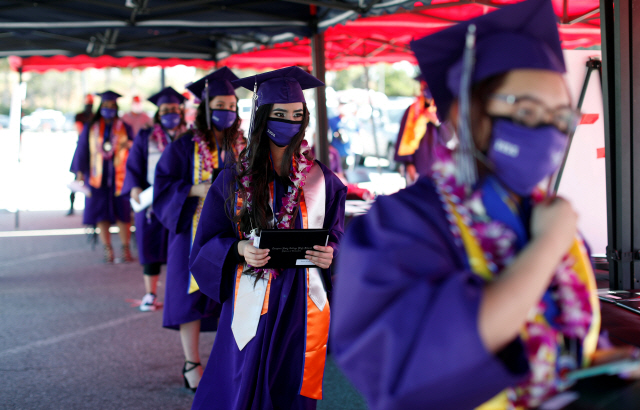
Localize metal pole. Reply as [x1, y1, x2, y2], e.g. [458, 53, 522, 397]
[160, 67, 166, 89]
[601, 0, 640, 290]
[311, 32, 329, 167]
[15, 68, 22, 229]
[363, 65, 381, 172]
[553, 58, 601, 193]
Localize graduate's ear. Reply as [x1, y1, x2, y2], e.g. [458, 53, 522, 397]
[449, 99, 492, 152]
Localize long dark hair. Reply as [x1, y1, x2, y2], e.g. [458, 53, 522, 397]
[191, 97, 240, 151]
[230, 103, 311, 237]
[90, 102, 120, 125]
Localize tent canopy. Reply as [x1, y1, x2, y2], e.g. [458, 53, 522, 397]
[0, 0, 414, 61]
[219, 0, 601, 70]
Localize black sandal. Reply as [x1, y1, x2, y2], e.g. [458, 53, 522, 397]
[182, 360, 201, 392]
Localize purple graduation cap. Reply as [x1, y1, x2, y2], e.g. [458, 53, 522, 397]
[148, 87, 187, 107]
[409, 0, 565, 122]
[233, 66, 324, 107]
[98, 91, 122, 101]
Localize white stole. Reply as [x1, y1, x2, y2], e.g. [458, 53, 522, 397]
[231, 163, 327, 351]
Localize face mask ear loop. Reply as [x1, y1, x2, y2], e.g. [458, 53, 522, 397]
[455, 23, 478, 194]
[204, 79, 211, 131]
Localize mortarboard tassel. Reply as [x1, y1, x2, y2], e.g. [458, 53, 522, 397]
[204, 79, 211, 130]
[246, 77, 258, 145]
[455, 24, 478, 192]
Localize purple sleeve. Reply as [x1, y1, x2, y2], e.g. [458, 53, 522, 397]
[189, 169, 240, 304]
[330, 179, 527, 410]
[122, 128, 149, 196]
[393, 106, 415, 164]
[70, 123, 90, 174]
[153, 137, 198, 234]
[318, 161, 347, 292]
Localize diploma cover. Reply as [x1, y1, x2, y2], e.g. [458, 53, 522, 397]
[257, 229, 329, 269]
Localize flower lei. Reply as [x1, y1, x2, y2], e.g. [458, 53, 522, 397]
[191, 129, 216, 175]
[151, 123, 185, 152]
[430, 145, 593, 408]
[240, 140, 314, 279]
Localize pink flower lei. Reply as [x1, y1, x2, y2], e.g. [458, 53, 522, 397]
[430, 144, 593, 408]
[241, 140, 314, 279]
[151, 123, 185, 152]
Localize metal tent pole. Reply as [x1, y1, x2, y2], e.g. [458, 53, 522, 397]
[312, 32, 329, 167]
[161, 67, 166, 89]
[601, 0, 640, 290]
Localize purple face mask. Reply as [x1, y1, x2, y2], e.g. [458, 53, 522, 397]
[100, 107, 117, 119]
[266, 118, 302, 147]
[160, 113, 181, 130]
[487, 118, 568, 196]
[211, 109, 237, 131]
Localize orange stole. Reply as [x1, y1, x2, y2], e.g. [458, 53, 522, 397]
[231, 181, 329, 400]
[88, 119, 130, 195]
[396, 97, 432, 157]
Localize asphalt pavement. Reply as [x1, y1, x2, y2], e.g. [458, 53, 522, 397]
[0, 210, 367, 410]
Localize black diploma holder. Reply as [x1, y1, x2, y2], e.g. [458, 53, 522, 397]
[256, 229, 329, 269]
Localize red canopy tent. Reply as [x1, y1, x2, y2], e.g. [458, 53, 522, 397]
[219, 0, 601, 70]
[8, 0, 600, 73]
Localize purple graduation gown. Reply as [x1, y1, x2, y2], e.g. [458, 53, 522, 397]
[330, 176, 528, 410]
[70, 120, 133, 225]
[393, 106, 439, 176]
[188, 162, 347, 410]
[153, 133, 220, 331]
[121, 127, 168, 265]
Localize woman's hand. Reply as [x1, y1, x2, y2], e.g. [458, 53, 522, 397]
[306, 245, 334, 269]
[530, 196, 578, 254]
[238, 240, 270, 267]
[189, 182, 211, 198]
[75, 171, 84, 182]
[130, 187, 142, 204]
[591, 347, 640, 379]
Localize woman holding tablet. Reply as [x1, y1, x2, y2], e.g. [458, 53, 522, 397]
[188, 66, 346, 410]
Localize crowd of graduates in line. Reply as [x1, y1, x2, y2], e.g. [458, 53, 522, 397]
[66, 1, 640, 409]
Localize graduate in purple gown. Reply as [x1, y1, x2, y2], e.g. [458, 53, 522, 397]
[153, 67, 241, 392]
[70, 90, 134, 263]
[188, 67, 347, 410]
[122, 87, 187, 311]
[331, 1, 640, 409]
[394, 76, 442, 185]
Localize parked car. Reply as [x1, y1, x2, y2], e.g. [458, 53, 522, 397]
[0, 114, 9, 129]
[21, 109, 67, 132]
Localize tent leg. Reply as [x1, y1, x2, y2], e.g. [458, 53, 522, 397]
[15, 68, 23, 230]
[160, 67, 166, 89]
[602, 0, 640, 289]
[312, 32, 329, 167]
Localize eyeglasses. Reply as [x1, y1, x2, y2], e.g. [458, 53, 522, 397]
[490, 94, 581, 134]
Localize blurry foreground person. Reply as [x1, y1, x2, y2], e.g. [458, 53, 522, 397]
[331, 1, 640, 409]
[70, 91, 134, 263]
[153, 68, 241, 392]
[122, 87, 187, 311]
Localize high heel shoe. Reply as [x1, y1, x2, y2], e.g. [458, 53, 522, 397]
[182, 360, 201, 392]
